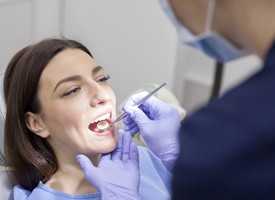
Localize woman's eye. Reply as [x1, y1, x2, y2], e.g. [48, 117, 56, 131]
[97, 75, 110, 83]
[63, 87, 81, 97]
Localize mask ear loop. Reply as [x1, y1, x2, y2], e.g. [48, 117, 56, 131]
[205, 0, 216, 33]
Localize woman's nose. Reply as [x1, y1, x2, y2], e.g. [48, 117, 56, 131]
[89, 84, 111, 107]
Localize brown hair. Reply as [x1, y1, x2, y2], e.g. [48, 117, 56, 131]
[3, 38, 93, 190]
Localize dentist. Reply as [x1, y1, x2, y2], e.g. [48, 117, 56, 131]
[123, 0, 275, 199]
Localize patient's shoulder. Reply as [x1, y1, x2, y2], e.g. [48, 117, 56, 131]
[137, 145, 171, 175]
[13, 182, 101, 200]
[13, 185, 30, 200]
[137, 146, 172, 199]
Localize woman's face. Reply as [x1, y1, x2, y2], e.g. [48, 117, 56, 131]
[31, 48, 117, 158]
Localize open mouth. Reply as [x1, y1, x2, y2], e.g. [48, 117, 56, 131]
[89, 113, 112, 133]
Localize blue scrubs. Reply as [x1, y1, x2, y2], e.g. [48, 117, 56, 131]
[13, 146, 171, 200]
[173, 42, 275, 199]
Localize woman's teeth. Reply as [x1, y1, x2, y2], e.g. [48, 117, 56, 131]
[92, 113, 111, 123]
[89, 113, 111, 133]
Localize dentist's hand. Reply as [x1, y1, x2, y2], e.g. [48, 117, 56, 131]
[123, 91, 181, 172]
[76, 130, 140, 200]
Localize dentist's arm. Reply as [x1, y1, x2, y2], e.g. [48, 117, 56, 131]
[76, 130, 140, 200]
[123, 92, 181, 172]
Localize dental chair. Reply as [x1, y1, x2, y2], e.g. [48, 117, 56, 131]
[0, 71, 16, 200]
[0, 69, 186, 199]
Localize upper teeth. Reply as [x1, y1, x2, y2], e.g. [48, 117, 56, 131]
[93, 113, 110, 123]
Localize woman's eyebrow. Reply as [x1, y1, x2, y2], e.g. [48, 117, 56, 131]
[53, 75, 81, 93]
[92, 65, 104, 75]
[52, 66, 104, 93]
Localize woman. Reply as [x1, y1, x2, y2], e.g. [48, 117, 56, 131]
[2, 38, 171, 199]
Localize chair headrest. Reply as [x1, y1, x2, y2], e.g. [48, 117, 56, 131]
[0, 71, 5, 153]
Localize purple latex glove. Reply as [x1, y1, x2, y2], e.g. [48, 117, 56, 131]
[123, 91, 180, 172]
[76, 130, 140, 200]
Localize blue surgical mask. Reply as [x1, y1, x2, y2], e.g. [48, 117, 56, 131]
[159, 0, 250, 62]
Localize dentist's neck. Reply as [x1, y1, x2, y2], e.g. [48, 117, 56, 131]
[222, 0, 275, 59]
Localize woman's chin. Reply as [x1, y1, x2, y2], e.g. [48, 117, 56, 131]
[100, 142, 117, 154]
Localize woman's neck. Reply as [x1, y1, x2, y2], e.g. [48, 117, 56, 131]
[45, 155, 100, 194]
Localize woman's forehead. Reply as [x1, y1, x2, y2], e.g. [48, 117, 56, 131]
[37, 49, 99, 93]
[42, 49, 97, 78]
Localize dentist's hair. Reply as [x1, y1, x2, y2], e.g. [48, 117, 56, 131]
[3, 38, 93, 190]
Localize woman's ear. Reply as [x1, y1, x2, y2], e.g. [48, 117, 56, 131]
[25, 112, 50, 138]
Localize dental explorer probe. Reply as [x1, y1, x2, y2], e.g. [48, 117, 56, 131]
[97, 82, 168, 131]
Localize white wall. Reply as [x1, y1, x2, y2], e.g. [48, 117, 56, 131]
[0, 0, 61, 73]
[32, 0, 61, 40]
[0, 0, 33, 73]
[61, 0, 178, 104]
